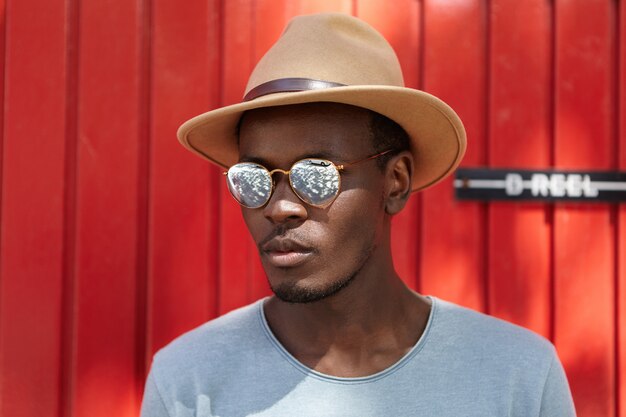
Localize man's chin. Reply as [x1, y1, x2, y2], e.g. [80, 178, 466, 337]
[269, 275, 356, 304]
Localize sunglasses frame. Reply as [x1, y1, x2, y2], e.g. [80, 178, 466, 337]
[224, 149, 393, 209]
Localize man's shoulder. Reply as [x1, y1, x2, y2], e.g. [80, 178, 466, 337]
[150, 299, 265, 374]
[431, 296, 556, 364]
[423, 298, 574, 415]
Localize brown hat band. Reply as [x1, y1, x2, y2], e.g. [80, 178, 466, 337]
[243, 78, 346, 101]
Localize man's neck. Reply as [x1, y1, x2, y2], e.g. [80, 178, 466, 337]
[262, 257, 431, 378]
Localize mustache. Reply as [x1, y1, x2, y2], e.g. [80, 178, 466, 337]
[257, 225, 313, 251]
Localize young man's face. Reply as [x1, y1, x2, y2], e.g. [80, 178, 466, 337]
[238, 103, 389, 303]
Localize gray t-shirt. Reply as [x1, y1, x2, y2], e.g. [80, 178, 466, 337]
[140, 296, 576, 417]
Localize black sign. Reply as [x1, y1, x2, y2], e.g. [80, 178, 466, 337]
[455, 168, 626, 202]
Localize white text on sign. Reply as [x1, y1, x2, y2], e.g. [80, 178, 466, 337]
[505, 173, 598, 198]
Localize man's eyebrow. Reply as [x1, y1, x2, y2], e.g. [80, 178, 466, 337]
[238, 155, 267, 165]
[305, 152, 340, 160]
[238, 151, 341, 165]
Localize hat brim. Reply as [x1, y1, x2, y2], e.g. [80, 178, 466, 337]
[177, 85, 466, 192]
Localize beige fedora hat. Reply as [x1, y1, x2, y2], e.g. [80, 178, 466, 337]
[177, 13, 466, 192]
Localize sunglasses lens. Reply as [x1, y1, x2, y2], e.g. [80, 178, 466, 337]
[226, 163, 272, 208]
[290, 159, 340, 207]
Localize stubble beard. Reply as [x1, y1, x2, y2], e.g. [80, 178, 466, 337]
[268, 241, 377, 304]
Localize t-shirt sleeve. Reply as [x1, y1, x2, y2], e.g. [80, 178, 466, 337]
[539, 350, 576, 417]
[140, 367, 171, 417]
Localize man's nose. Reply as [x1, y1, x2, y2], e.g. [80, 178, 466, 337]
[263, 175, 308, 224]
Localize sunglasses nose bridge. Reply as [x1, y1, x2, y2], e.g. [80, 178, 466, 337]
[265, 167, 299, 202]
[267, 168, 291, 192]
[268, 168, 290, 177]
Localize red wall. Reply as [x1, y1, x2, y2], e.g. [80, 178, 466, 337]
[0, 1, 623, 416]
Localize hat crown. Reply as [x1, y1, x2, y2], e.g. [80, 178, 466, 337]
[245, 13, 405, 96]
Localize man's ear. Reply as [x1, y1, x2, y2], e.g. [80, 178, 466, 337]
[384, 151, 413, 215]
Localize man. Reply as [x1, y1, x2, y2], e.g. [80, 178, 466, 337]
[141, 13, 576, 417]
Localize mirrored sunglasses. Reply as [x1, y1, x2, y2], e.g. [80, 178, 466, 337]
[224, 150, 393, 209]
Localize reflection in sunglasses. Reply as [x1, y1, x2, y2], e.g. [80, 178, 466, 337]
[225, 150, 393, 209]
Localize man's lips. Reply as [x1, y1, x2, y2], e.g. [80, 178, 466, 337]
[261, 238, 315, 268]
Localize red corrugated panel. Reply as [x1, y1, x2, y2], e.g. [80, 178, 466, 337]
[148, 0, 219, 354]
[294, 0, 351, 15]
[256, 0, 289, 50]
[420, 0, 487, 311]
[219, 0, 257, 314]
[619, 2, 625, 416]
[554, 0, 616, 415]
[0, 0, 68, 415]
[488, 0, 552, 337]
[71, 1, 144, 416]
[358, 0, 422, 290]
